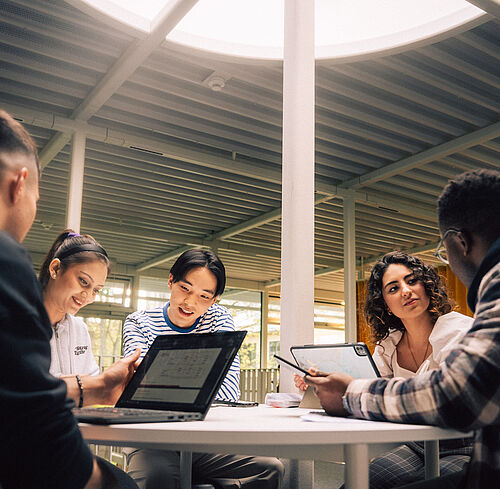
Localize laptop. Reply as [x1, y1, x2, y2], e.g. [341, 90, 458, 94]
[73, 331, 247, 424]
[290, 342, 381, 379]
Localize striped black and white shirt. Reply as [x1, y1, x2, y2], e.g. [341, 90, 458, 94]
[123, 302, 240, 401]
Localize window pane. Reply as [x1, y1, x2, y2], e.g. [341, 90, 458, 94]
[138, 276, 170, 310]
[220, 290, 261, 369]
[266, 297, 345, 367]
[95, 278, 130, 306]
[84, 317, 123, 370]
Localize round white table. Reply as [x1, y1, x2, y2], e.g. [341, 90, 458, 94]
[80, 405, 471, 489]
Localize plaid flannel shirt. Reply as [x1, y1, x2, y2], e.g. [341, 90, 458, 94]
[344, 237, 500, 489]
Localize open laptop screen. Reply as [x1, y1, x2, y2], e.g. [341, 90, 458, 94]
[117, 331, 246, 413]
[131, 347, 222, 403]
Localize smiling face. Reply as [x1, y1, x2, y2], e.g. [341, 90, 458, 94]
[47, 258, 108, 318]
[381, 263, 431, 323]
[167, 266, 218, 328]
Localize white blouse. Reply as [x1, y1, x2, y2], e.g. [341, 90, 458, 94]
[372, 311, 474, 379]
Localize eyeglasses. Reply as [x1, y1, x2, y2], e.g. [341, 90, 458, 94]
[434, 228, 461, 265]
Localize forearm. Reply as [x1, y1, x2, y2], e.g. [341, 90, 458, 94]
[62, 374, 107, 407]
[345, 344, 500, 431]
[123, 319, 148, 358]
[216, 354, 240, 401]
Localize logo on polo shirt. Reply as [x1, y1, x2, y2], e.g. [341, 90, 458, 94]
[74, 345, 88, 356]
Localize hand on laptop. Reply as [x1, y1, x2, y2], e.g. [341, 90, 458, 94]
[100, 348, 141, 405]
[67, 349, 141, 407]
[303, 371, 354, 417]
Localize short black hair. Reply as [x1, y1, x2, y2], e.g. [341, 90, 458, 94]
[170, 248, 226, 297]
[438, 169, 500, 245]
[0, 109, 40, 176]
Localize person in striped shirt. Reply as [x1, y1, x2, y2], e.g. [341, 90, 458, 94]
[123, 248, 284, 489]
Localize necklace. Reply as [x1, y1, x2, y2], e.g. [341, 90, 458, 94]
[406, 333, 431, 371]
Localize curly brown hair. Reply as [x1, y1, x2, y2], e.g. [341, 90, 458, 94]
[364, 251, 453, 343]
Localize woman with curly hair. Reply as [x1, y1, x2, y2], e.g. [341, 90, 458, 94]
[364, 251, 473, 488]
[366, 251, 471, 377]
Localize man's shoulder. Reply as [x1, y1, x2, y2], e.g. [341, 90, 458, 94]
[198, 303, 233, 330]
[480, 260, 500, 287]
[126, 306, 164, 323]
[209, 302, 231, 314]
[0, 231, 40, 300]
[0, 231, 31, 265]
[205, 303, 232, 320]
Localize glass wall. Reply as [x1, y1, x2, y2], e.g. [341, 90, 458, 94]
[266, 296, 345, 368]
[219, 290, 261, 369]
[85, 318, 124, 369]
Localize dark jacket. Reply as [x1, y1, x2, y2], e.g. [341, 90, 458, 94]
[0, 231, 93, 489]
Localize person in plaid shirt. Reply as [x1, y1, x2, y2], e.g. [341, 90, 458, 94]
[306, 169, 500, 489]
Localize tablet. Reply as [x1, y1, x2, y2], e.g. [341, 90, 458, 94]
[290, 343, 380, 379]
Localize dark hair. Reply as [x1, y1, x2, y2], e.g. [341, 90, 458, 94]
[170, 248, 226, 297]
[364, 251, 453, 343]
[39, 229, 110, 289]
[438, 169, 500, 245]
[0, 109, 40, 176]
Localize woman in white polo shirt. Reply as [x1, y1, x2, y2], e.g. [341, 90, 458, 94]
[39, 229, 139, 407]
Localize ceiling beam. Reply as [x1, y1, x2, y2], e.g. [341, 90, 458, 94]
[11, 104, 437, 221]
[135, 245, 196, 273]
[33, 210, 342, 271]
[263, 240, 441, 287]
[38, 0, 199, 168]
[466, 0, 500, 18]
[134, 193, 335, 272]
[340, 121, 500, 189]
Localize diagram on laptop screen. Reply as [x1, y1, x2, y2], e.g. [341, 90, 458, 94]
[131, 347, 221, 403]
[293, 347, 378, 379]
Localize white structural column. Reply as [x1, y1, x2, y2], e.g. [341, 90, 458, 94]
[343, 193, 357, 342]
[66, 132, 86, 232]
[280, 0, 315, 393]
[261, 290, 269, 369]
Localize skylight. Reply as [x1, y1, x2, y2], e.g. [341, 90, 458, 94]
[71, 0, 485, 60]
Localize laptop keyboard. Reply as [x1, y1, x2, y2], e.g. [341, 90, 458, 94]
[73, 406, 202, 424]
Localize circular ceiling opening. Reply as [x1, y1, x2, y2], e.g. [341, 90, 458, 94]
[71, 0, 485, 60]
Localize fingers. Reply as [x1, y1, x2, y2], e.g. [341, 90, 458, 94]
[304, 375, 321, 387]
[293, 374, 307, 391]
[304, 369, 329, 382]
[123, 348, 141, 365]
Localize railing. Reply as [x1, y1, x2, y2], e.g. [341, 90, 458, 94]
[240, 368, 279, 404]
[96, 354, 122, 370]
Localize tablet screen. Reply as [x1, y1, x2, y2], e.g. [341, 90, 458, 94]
[290, 343, 380, 378]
